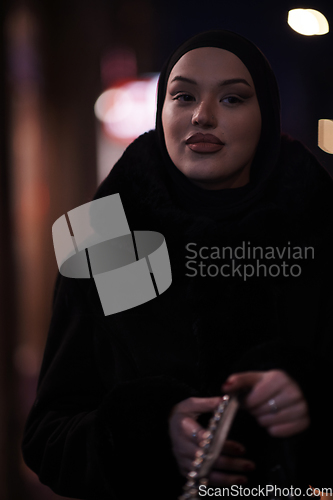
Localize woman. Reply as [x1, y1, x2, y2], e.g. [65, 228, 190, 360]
[22, 30, 333, 498]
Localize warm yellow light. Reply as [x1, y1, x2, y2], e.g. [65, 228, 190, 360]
[318, 119, 333, 154]
[288, 9, 329, 35]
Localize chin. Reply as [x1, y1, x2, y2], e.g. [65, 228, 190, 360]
[182, 163, 221, 177]
[189, 175, 226, 189]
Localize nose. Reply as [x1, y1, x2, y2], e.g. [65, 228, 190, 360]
[192, 99, 218, 128]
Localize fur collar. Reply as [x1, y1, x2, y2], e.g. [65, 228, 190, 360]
[94, 130, 333, 252]
[93, 131, 333, 379]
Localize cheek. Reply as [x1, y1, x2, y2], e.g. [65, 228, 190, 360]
[162, 108, 184, 144]
[234, 111, 261, 147]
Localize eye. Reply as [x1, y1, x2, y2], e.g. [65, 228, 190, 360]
[173, 93, 195, 102]
[221, 96, 244, 105]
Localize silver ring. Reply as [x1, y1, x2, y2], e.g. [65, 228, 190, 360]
[268, 398, 278, 413]
[192, 430, 198, 442]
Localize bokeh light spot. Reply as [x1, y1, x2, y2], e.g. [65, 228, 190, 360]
[318, 119, 333, 154]
[288, 9, 329, 36]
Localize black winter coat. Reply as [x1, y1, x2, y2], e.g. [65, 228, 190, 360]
[22, 130, 333, 499]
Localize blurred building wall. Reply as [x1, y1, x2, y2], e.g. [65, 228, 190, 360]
[0, 2, 24, 496]
[2, 0, 156, 498]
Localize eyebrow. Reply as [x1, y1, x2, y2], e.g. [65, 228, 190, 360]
[170, 76, 251, 87]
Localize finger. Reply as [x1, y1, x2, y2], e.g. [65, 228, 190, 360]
[176, 396, 223, 417]
[213, 455, 256, 473]
[208, 470, 248, 486]
[222, 372, 263, 394]
[243, 371, 291, 409]
[248, 378, 305, 414]
[256, 401, 309, 428]
[178, 454, 199, 476]
[250, 392, 303, 417]
[173, 439, 198, 459]
[268, 416, 310, 438]
[240, 370, 301, 411]
[181, 417, 204, 444]
[222, 440, 246, 456]
[196, 428, 207, 444]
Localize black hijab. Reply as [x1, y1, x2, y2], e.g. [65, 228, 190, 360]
[155, 30, 281, 219]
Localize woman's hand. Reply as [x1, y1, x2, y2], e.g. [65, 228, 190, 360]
[222, 370, 310, 437]
[168, 397, 255, 486]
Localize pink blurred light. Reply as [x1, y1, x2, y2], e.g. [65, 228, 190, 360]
[94, 75, 159, 145]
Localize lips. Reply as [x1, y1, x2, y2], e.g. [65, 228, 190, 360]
[185, 133, 224, 153]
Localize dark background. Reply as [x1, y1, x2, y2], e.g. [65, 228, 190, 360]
[1, 0, 332, 498]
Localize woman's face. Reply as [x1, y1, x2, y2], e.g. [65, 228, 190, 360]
[162, 47, 262, 190]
